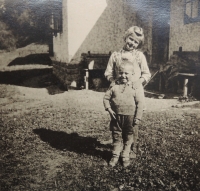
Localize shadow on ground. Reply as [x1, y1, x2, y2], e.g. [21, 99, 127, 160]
[33, 128, 112, 161]
[8, 53, 52, 66]
[0, 69, 66, 95]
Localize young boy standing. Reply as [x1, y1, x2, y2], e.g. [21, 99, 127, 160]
[104, 26, 151, 158]
[103, 62, 144, 167]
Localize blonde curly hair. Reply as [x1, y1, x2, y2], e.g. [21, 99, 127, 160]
[123, 26, 144, 47]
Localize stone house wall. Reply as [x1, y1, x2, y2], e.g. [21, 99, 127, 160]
[53, 0, 153, 62]
[169, 0, 200, 57]
[167, 0, 200, 98]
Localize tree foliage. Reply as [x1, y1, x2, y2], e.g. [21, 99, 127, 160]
[0, 21, 16, 51]
[0, 0, 61, 50]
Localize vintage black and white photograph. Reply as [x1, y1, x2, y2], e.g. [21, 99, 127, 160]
[0, 0, 200, 190]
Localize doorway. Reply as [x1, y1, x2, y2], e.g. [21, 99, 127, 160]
[151, 0, 171, 66]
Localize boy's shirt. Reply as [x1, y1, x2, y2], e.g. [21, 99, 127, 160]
[104, 49, 151, 83]
[103, 82, 144, 119]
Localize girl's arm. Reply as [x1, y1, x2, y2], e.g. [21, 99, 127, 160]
[139, 52, 151, 83]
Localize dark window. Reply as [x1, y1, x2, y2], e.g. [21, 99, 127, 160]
[184, 0, 200, 24]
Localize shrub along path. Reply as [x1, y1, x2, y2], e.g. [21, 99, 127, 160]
[0, 83, 200, 191]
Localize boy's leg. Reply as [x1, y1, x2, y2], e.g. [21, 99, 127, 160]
[121, 134, 133, 167]
[121, 115, 134, 167]
[130, 125, 138, 159]
[109, 117, 122, 167]
[131, 85, 143, 158]
[109, 131, 122, 166]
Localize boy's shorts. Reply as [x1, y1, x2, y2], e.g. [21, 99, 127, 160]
[110, 114, 135, 134]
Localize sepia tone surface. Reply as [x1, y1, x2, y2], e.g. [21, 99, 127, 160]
[1, 0, 200, 190]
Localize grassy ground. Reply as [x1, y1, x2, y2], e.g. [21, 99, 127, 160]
[0, 44, 200, 190]
[0, 81, 200, 191]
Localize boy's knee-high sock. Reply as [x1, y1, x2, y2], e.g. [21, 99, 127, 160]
[112, 130, 122, 156]
[112, 141, 122, 156]
[121, 134, 133, 158]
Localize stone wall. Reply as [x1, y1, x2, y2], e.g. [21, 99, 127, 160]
[52, 60, 83, 90]
[52, 53, 112, 89]
[169, 0, 200, 57]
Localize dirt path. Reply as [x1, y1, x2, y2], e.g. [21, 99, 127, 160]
[0, 83, 183, 113]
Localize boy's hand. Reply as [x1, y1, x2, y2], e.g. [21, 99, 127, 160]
[109, 80, 115, 89]
[132, 78, 145, 89]
[109, 77, 114, 83]
[134, 118, 140, 125]
[107, 108, 116, 119]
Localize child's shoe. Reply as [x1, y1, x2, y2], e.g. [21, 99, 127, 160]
[129, 151, 136, 159]
[130, 145, 137, 159]
[130, 147, 137, 159]
[109, 156, 119, 167]
[122, 158, 130, 167]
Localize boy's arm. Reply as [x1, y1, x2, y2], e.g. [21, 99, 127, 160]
[134, 87, 144, 121]
[104, 52, 116, 83]
[103, 88, 116, 119]
[103, 88, 112, 110]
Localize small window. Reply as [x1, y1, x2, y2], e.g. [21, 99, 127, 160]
[184, 0, 200, 24]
